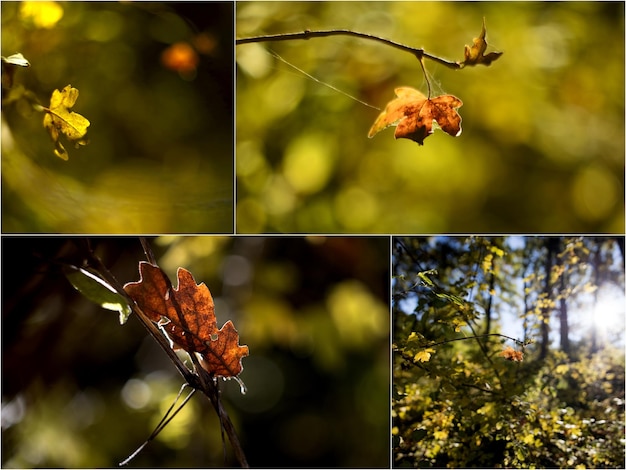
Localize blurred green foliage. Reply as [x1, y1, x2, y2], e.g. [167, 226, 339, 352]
[2, 2, 233, 233]
[2, 236, 390, 467]
[237, 2, 624, 233]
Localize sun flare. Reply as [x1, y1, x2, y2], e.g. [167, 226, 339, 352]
[589, 285, 626, 337]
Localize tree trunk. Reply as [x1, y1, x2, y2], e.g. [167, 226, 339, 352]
[559, 270, 570, 355]
[589, 240, 603, 354]
[539, 238, 559, 360]
[484, 271, 495, 335]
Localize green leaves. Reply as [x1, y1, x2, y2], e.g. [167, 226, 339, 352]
[42, 85, 90, 160]
[64, 265, 132, 324]
[461, 18, 503, 67]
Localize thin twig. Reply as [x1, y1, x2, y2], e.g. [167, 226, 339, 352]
[236, 29, 461, 69]
[140, 237, 157, 265]
[426, 333, 523, 349]
[157, 261, 249, 468]
[119, 385, 197, 466]
[84, 245, 197, 387]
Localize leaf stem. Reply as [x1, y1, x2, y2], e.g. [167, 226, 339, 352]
[236, 29, 461, 70]
[418, 56, 431, 98]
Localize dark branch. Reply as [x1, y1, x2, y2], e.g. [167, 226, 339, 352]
[427, 333, 523, 348]
[236, 29, 461, 69]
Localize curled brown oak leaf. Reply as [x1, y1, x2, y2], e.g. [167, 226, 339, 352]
[368, 87, 462, 145]
[461, 18, 503, 67]
[124, 261, 249, 378]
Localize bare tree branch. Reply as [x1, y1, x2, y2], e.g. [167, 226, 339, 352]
[236, 29, 462, 69]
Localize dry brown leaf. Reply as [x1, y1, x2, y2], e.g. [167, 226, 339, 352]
[368, 87, 462, 145]
[500, 346, 524, 362]
[124, 262, 249, 377]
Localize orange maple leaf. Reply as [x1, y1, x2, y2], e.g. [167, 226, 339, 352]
[124, 262, 249, 377]
[368, 87, 462, 145]
[500, 346, 524, 362]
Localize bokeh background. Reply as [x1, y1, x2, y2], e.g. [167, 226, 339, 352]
[2, 236, 390, 468]
[236, 2, 624, 233]
[2, 2, 233, 233]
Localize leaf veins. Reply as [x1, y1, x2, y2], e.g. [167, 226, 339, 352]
[124, 262, 249, 378]
[368, 87, 462, 145]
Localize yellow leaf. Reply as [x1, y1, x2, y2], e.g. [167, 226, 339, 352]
[43, 85, 90, 160]
[477, 402, 495, 415]
[555, 364, 569, 375]
[414, 348, 435, 362]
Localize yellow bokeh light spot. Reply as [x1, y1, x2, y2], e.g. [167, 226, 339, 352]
[327, 280, 387, 349]
[334, 186, 379, 231]
[283, 133, 335, 195]
[20, 1, 64, 29]
[264, 175, 296, 216]
[571, 164, 619, 222]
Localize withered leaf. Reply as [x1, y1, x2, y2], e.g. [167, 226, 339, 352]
[124, 262, 249, 377]
[461, 18, 503, 67]
[368, 87, 462, 145]
[42, 85, 90, 160]
[500, 346, 524, 362]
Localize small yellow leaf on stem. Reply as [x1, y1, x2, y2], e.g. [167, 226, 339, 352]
[42, 84, 90, 160]
[414, 348, 435, 363]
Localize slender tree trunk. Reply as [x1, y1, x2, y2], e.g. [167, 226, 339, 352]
[539, 238, 559, 360]
[484, 271, 495, 335]
[590, 241, 603, 354]
[559, 270, 570, 355]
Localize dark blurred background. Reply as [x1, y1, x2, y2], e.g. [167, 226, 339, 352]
[2, 236, 390, 467]
[236, 2, 624, 233]
[2, 2, 233, 233]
